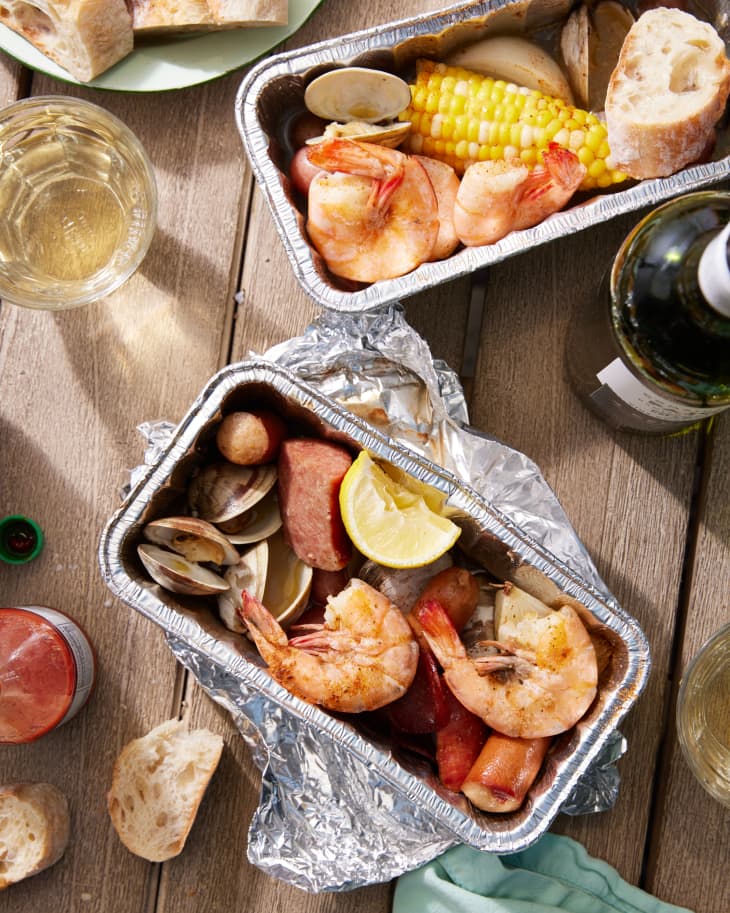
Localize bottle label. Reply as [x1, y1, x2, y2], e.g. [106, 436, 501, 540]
[21, 605, 96, 726]
[596, 359, 729, 422]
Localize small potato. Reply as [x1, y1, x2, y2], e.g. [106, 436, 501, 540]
[216, 410, 287, 466]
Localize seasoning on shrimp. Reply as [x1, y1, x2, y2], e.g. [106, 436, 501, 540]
[415, 595, 598, 739]
[453, 143, 586, 247]
[305, 138, 439, 283]
[240, 578, 418, 713]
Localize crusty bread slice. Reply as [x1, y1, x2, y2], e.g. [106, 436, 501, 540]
[0, 783, 70, 890]
[605, 8, 730, 179]
[107, 719, 223, 863]
[130, 0, 287, 33]
[0, 0, 133, 82]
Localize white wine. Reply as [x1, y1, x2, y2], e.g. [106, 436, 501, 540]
[0, 97, 157, 311]
[567, 192, 730, 434]
[676, 624, 730, 807]
[20, 177, 126, 283]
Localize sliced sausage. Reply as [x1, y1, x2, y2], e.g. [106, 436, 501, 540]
[278, 438, 353, 571]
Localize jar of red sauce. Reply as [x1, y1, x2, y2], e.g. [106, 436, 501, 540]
[0, 606, 96, 744]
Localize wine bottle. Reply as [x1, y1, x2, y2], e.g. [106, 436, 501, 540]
[567, 191, 730, 434]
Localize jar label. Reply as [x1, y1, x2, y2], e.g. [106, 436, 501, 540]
[21, 605, 96, 727]
[596, 359, 729, 422]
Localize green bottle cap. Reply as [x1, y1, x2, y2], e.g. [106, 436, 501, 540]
[0, 515, 44, 564]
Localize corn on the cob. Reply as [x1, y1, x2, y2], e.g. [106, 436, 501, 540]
[399, 59, 627, 191]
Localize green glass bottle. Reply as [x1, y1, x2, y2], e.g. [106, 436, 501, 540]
[567, 191, 730, 433]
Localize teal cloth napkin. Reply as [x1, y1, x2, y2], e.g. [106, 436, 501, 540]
[393, 836, 694, 913]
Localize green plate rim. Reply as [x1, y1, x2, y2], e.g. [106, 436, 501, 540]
[0, 0, 324, 93]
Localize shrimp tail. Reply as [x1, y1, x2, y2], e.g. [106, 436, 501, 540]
[238, 591, 288, 648]
[522, 144, 584, 202]
[414, 599, 465, 662]
[368, 172, 405, 212]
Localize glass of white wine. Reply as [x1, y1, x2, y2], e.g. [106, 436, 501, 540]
[676, 623, 730, 807]
[0, 96, 157, 310]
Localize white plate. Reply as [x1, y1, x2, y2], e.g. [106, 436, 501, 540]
[0, 0, 323, 92]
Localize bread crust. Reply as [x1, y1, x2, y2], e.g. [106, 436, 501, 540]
[130, 0, 287, 33]
[0, 782, 70, 890]
[0, 0, 133, 82]
[605, 8, 730, 179]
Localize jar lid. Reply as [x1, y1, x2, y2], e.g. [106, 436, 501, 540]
[0, 515, 44, 564]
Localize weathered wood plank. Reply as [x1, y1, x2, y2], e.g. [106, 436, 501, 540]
[0, 71, 252, 913]
[644, 415, 730, 913]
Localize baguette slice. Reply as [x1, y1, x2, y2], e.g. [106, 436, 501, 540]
[107, 719, 223, 862]
[0, 0, 133, 83]
[130, 0, 287, 33]
[0, 783, 70, 890]
[605, 8, 730, 179]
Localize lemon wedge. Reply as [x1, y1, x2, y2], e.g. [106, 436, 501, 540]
[339, 451, 461, 568]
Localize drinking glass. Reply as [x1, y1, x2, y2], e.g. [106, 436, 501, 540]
[0, 96, 157, 310]
[676, 623, 730, 807]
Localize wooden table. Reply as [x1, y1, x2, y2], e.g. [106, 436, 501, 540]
[1, 3, 728, 911]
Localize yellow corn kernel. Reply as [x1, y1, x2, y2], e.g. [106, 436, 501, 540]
[400, 59, 627, 190]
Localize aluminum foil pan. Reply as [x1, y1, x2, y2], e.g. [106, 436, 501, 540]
[99, 354, 649, 889]
[235, 0, 730, 313]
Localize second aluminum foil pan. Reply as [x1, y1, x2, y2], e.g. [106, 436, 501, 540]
[235, 0, 730, 312]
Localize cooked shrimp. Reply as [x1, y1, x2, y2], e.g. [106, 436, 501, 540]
[413, 155, 460, 261]
[240, 578, 418, 713]
[306, 138, 439, 283]
[415, 597, 597, 738]
[453, 144, 587, 247]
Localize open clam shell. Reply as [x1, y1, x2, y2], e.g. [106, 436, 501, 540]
[306, 120, 412, 148]
[138, 543, 230, 596]
[188, 461, 277, 525]
[304, 67, 411, 124]
[217, 530, 313, 633]
[263, 528, 313, 628]
[217, 487, 282, 545]
[218, 538, 269, 632]
[143, 516, 239, 566]
[560, 1, 634, 111]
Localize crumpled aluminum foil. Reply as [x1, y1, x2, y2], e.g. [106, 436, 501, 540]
[129, 304, 628, 892]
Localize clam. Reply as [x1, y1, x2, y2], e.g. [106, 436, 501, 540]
[217, 529, 313, 634]
[304, 67, 411, 124]
[188, 461, 277, 525]
[560, 1, 634, 111]
[138, 543, 229, 597]
[305, 120, 412, 149]
[262, 528, 313, 627]
[216, 487, 282, 545]
[359, 554, 453, 612]
[143, 516, 239, 566]
[218, 538, 269, 632]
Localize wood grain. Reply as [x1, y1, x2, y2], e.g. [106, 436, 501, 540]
[644, 415, 730, 913]
[1, 0, 728, 909]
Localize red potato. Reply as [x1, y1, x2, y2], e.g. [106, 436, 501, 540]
[290, 146, 323, 196]
[408, 567, 480, 645]
[461, 732, 552, 812]
[385, 645, 450, 735]
[435, 685, 488, 791]
[216, 410, 287, 466]
[309, 567, 352, 606]
[278, 438, 353, 571]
